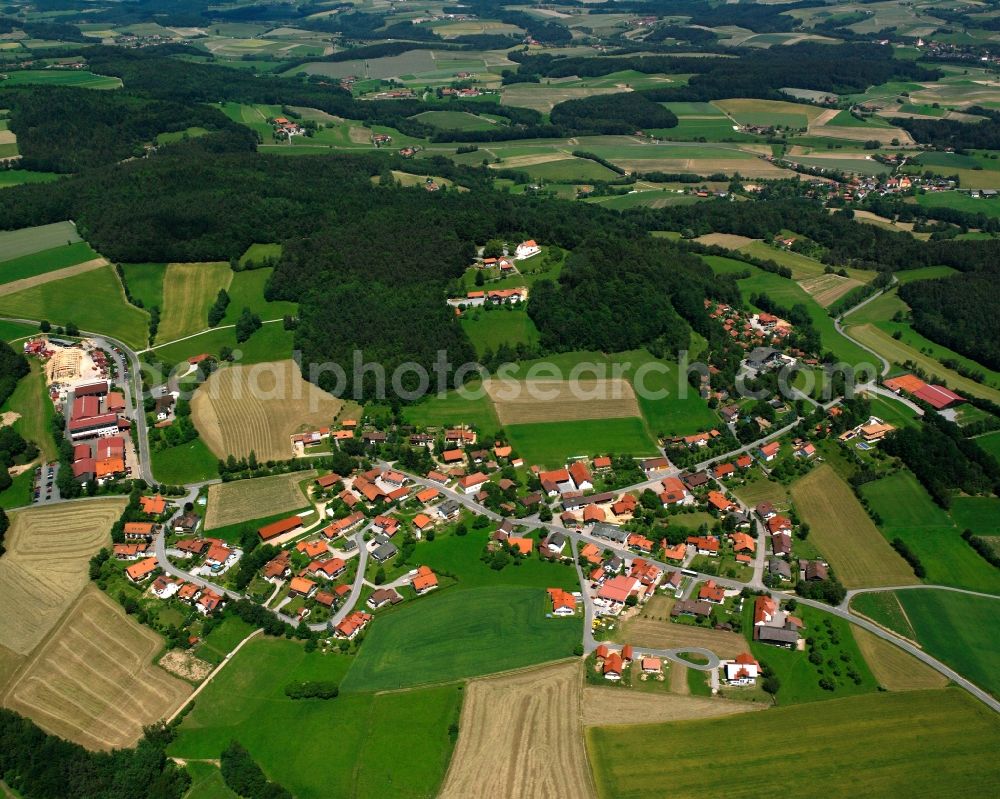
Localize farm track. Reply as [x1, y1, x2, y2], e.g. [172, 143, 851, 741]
[0, 258, 108, 298]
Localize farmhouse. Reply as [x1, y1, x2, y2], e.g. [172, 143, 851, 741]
[335, 611, 372, 639]
[593, 523, 629, 545]
[125, 557, 158, 583]
[698, 580, 726, 604]
[724, 652, 760, 685]
[547, 587, 576, 615]
[758, 442, 780, 462]
[113, 542, 149, 560]
[595, 575, 641, 615]
[515, 239, 541, 259]
[196, 588, 224, 615]
[687, 536, 719, 556]
[263, 551, 291, 580]
[459, 472, 490, 494]
[671, 599, 712, 619]
[323, 511, 365, 538]
[411, 565, 439, 595]
[368, 587, 403, 609]
[289, 576, 317, 598]
[641, 457, 670, 475]
[296, 539, 328, 559]
[258, 515, 303, 542]
[308, 558, 347, 579]
[139, 495, 168, 515]
[123, 522, 155, 540]
[707, 490, 736, 513]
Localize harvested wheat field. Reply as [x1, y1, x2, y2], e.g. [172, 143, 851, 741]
[491, 152, 574, 169]
[852, 627, 948, 691]
[484, 378, 639, 426]
[191, 360, 344, 461]
[790, 466, 918, 589]
[439, 661, 596, 799]
[694, 233, 755, 249]
[620, 596, 747, 658]
[669, 662, 689, 694]
[582, 686, 764, 726]
[3, 587, 191, 750]
[615, 158, 792, 178]
[0, 498, 126, 655]
[799, 273, 862, 307]
[204, 471, 314, 530]
[156, 262, 232, 343]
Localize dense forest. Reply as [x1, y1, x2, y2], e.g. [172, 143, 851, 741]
[645, 197, 1000, 272]
[0, 86, 252, 172]
[527, 235, 734, 355]
[891, 107, 1000, 150]
[898, 271, 1000, 370]
[0, 339, 28, 409]
[0, 711, 190, 799]
[512, 43, 939, 101]
[548, 92, 678, 135]
[881, 413, 1000, 507]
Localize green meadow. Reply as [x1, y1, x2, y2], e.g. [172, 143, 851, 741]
[151, 437, 220, 484]
[0, 70, 121, 89]
[896, 589, 1000, 698]
[860, 470, 1000, 594]
[0, 221, 81, 261]
[460, 308, 540, 357]
[588, 689, 1000, 799]
[0, 170, 61, 189]
[0, 265, 149, 349]
[507, 417, 658, 467]
[341, 586, 580, 694]
[221, 268, 298, 325]
[121, 263, 167, 310]
[0, 241, 100, 286]
[170, 636, 461, 799]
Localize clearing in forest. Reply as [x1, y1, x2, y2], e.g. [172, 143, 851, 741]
[191, 360, 344, 461]
[156, 262, 233, 343]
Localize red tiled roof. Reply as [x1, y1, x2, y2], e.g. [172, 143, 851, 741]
[258, 515, 302, 540]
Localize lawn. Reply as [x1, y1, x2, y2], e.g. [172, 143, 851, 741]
[459, 308, 539, 357]
[0, 221, 80, 261]
[196, 616, 257, 665]
[340, 586, 581, 693]
[403, 380, 501, 440]
[587, 688, 1000, 799]
[0, 264, 149, 349]
[151, 437, 220, 484]
[0, 242, 100, 287]
[0, 170, 61, 189]
[170, 636, 461, 799]
[0, 467, 33, 510]
[121, 263, 166, 311]
[791, 465, 918, 588]
[915, 190, 1000, 218]
[949, 496, 1000, 537]
[239, 243, 282, 266]
[0, 319, 39, 342]
[896, 589, 1000, 698]
[0, 70, 121, 89]
[400, 527, 580, 592]
[860, 470, 1000, 594]
[0, 360, 57, 460]
[506, 417, 658, 467]
[863, 393, 919, 428]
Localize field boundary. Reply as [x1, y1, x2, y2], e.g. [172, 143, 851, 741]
[0, 258, 108, 298]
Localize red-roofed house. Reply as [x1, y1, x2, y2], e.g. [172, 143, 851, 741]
[707, 490, 736, 513]
[725, 652, 760, 685]
[687, 536, 719, 556]
[335, 611, 372, 639]
[758, 442, 780, 462]
[698, 579, 725, 604]
[411, 565, 439, 594]
[713, 463, 735, 479]
[547, 587, 576, 615]
[602, 651, 623, 680]
[258, 515, 303, 541]
[568, 461, 592, 491]
[913, 383, 964, 410]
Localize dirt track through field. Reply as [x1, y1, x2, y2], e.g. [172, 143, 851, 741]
[0, 499, 125, 655]
[192, 360, 344, 461]
[582, 686, 765, 726]
[0, 258, 108, 298]
[439, 661, 596, 799]
[205, 471, 314, 529]
[3, 587, 191, 750]
[485, 378, 640, 425]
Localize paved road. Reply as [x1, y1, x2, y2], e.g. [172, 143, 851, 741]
[833, 278, 896, 379]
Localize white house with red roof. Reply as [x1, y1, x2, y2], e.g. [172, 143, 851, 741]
[724, 652, 760, 684]
[515, 239, 541, 259]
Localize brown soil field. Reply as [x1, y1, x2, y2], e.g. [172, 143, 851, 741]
[814, 126, 914, 145]
[0, 130, 15, 145]
[669, 662, 689, 694]
[0, 498, 126, 655]
[582, 686, 764, 726]
[347, 124, 374, 144]
[3, 587, 191, 750]
[790, 465, 918, 589]
[492, 152, 574, 169]
[0, 258, 108, 298]
[799, 273, 863, 307]
[158, 650, 214, 683]
[439, 661, 596, 799]
[619, 596, 748, 658]
[613, 158, 793, 178]
[853, 627, 947, 691]
[695, 233, 755, 248]
[484, 378, 640, 425]
[191, 360, 344, 461]
[156, 262, 232, 343]
[204, 471, 314, 530]
[501, 85, 619, 113]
